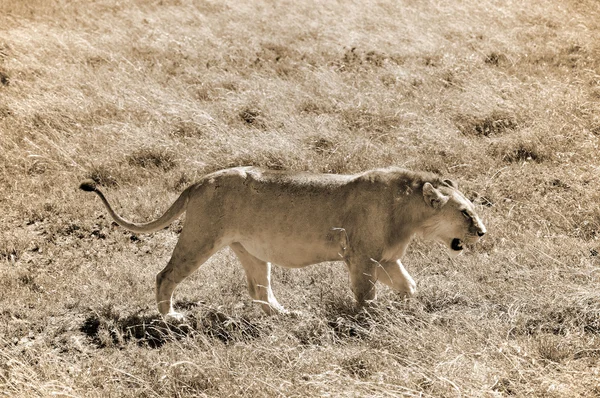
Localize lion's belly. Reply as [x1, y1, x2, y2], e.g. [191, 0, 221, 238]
[213, 169, 356, 267]
[236, 230, 343, 268]
[226, 196, 350, 267]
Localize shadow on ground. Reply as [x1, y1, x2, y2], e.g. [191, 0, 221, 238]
[79, 302, 267, 349]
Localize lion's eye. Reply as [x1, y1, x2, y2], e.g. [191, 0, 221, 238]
[461, 210, 470, 220]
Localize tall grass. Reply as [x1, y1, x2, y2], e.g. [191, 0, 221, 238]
[1, 0, 599, 396]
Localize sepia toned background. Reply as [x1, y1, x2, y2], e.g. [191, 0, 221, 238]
[1, 0, 599, 396]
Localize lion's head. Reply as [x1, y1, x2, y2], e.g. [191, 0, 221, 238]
[420, 180, 486, 254]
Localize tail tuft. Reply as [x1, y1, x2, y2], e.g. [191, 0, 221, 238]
[79, 180, 97, 192]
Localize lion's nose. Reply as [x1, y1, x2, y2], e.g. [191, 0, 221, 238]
[477, 230, 486, 237]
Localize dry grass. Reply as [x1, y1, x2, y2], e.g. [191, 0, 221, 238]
[1, 0, 600, 396]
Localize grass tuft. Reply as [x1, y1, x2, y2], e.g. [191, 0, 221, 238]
[341, 108, 401, 136]
[238, 107, 265, 127]
[455, 110, 519, 137]
[536, 334, 572, 363]
[308, 136, 337, 155]
[225, 151, 288, 171]
[127, 147, 177, 171]
[170, 120, 206, 139]
[341, 355, 374, 379]
[0, 69, 9, 86]
[484, 51, 508, 66]
[201, 309, 264, 344]
[492, 140, 549, 163]
[85, 164, 121, 188]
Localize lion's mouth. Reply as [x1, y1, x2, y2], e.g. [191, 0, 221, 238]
[451, 238, 464, 251]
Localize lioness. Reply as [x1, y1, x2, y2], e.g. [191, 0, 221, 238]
[80, 166, 486, 318]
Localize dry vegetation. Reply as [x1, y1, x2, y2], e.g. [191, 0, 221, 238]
[1, 0, 600, 396]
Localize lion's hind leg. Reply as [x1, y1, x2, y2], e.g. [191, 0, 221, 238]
[230, 242, 287, 315]
[156, 231, 225, 320]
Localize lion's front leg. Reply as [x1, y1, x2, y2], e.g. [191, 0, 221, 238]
[375, 259, 416, 298]
[346, 259, 378, 305]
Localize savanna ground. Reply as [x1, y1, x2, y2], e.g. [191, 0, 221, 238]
[1, 0, 599, 396]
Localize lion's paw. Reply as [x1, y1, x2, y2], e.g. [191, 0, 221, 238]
[165, 311, 186, 322]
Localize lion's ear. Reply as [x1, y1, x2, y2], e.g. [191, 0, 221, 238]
[423, 182, 449, 209]
[443, 179, 458, 189]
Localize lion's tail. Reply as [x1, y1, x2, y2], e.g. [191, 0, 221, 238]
[79, 180, 190, 234]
